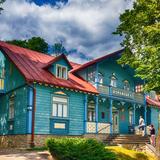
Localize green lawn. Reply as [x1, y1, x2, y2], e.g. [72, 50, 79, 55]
[106, 146, 156, 160]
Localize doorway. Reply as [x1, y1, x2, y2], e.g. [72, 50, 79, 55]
[112, 111, 119, 133]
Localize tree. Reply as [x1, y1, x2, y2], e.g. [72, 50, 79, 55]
[7, 40, 27, 48]
[7, 37, 49, 54]
[115, 0, 160, 92]
[53, 42, 68, 56]
[0, 0, 5, 13]
[27, 37, 48, 53]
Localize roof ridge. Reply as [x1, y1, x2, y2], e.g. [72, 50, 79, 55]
[71, 49, 124, 73]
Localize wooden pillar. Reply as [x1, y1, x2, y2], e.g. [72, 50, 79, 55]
[95, 95, 99, 133]
[133, 103, 136, 125]
[109, 98, 113, 134]
[144, 94, 147, 135]
[84, 94, 88, 134]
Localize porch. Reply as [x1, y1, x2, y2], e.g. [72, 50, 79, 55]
[84, 86, 147, 135]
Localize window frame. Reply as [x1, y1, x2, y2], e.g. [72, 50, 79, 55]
[110, 73, 117, 87]
[87, 101, 96, 122]
[52, 95, 68, 118]
[56, 64, 68, 79]
[123, 80, 130, 91]
[9, 95, 15, 120]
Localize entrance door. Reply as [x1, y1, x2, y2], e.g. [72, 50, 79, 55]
[112, 111, 119, 133]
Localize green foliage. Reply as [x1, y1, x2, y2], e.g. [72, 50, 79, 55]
[7, 37, 48, 54]
[115, 0, 160, 92]
[53, 43, 68, 56]
[46, 138, 116, 160]
[0, 0, 5, 12]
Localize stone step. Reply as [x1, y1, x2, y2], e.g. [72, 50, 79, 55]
[105, 134, 150, 145]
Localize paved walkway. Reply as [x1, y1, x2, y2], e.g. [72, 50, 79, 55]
[0, 149, 53, 160]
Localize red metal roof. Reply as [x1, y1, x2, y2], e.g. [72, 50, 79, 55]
[71, 49, 124, 73]
[146, 96, 160, 107]
[0, 41, 98, 94]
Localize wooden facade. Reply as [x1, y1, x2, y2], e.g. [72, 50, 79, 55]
[0, 42, 160, 147]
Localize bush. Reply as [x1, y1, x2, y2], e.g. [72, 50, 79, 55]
[46, 138, 116, 160]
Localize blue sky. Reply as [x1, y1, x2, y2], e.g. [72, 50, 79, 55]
[0, 0, 133, 63]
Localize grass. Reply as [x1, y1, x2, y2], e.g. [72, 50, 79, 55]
[106, 146, 157, 160]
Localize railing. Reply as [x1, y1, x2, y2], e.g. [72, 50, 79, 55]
[0, 77, 4, 91]
[86, 122, 110, 134]
[97, 84, 144, 104]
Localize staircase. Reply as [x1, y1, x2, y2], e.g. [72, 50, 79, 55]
[105, 134, 150, 145]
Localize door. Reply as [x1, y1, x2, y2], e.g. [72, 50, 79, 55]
[113, 111, 119, 133]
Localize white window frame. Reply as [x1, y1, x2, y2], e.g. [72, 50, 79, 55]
[56, 64, 68, 79]
[9, 96, 15, 120]
[110, 75, 117, 87]
[124, 80, 130, 91]
[52, 96, 68, 118]
[87, 102, 95, 122]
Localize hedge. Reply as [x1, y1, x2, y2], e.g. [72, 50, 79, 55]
[46, 138, 116, 160]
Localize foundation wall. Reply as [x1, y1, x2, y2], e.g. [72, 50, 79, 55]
[0, 134, 108, 148]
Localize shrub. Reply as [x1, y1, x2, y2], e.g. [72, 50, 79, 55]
[46, 138, 116, 160]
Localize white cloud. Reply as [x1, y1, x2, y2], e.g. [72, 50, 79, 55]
[0, 0, 133, 63]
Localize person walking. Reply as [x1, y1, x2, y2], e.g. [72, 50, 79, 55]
[138, 116, 145, 136]
[150, 124, 156, 146]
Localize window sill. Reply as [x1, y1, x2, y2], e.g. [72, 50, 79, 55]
[50, 117, 69, 120]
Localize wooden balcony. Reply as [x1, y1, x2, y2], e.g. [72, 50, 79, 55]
[0, 78, 5, 93]
[97, 84, 144, 104]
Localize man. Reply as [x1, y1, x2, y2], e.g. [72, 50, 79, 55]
[138, 116, 145, 136]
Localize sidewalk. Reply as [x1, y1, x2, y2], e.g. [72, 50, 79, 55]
[0, 149, 53, 160]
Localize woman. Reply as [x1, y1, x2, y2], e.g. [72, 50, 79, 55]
[150, 124, 156, 146]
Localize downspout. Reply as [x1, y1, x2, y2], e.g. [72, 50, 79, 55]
[27, 83, 36, 147]
[31, 87, 36, 147]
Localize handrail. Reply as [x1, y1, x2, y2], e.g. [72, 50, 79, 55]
[97, 123, 112, 133]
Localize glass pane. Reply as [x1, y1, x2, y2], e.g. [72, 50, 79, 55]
[52, 103, 57, 116]
[57, 66, 61, 78]
[63, 104, 67, 117]
[58, 104, 63, 117]
[62, 67, 67, 79]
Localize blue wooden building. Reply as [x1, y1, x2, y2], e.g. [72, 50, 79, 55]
[0, 41, 160, 147]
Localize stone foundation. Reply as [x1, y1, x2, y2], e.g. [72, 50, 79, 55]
[0, 133, 108, 148]
[0, 135, 31, 148]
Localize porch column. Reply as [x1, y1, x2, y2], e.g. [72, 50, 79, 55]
[133, 103, 136, 125]
[144, 94, 147, 134]
[95, 95, 99, 133]
[84, 94, 88, 134]
[109, 98, 113, 134]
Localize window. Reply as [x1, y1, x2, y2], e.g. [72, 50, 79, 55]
[98, 72, 104, 85]
[88, 66, 96, 83]
[124, 80, 130, 90]
[110, 73, 117, 87]
[52, 96, 68, 118]
[87, 101, 95, 122]
[56, 65, 67, 79]
[135, 85, 143, 93]
[9, 95, 15, 120]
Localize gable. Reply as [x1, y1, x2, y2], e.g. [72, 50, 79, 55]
[0, 50, 25, 92]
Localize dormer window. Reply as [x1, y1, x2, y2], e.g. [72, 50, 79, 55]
[56, 64, 68, 79]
